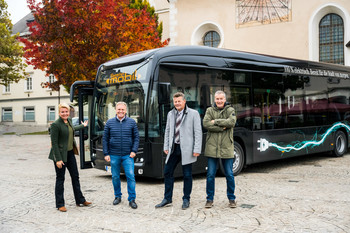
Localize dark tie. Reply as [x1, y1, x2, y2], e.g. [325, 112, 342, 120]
[174, 112, 181, 144]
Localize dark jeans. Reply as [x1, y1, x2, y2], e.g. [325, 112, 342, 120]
[206, 157, 236, 201]
[164, 144, 193, 201]
[54, 150, 86, 208]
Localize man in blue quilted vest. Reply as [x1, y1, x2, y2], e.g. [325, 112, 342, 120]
[103, 101, 139, 209]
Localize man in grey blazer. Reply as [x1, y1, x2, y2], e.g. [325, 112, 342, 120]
[155, 92, 202, 210]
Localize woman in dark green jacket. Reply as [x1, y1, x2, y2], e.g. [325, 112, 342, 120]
[49, 103, 91, 212]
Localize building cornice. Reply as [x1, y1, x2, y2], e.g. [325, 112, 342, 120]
[0, 95, 69, 103]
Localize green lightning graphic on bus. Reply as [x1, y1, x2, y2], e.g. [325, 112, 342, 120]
[257, 122, 350, 152]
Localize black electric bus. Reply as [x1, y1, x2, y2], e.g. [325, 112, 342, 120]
[71, 46, 350, 178]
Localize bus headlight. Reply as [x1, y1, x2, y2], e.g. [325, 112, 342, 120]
[91, 153, 97, 161]
[135, 157, 144, 163]
[138, 169, 143, 175]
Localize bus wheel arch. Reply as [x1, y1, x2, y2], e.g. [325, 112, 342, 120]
[219, 140, 245, 176]
[333, 129, 347, 157]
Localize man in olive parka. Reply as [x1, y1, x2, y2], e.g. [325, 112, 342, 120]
[203, 90, 237, 208]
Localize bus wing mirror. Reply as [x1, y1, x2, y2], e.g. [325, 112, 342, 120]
[159, 82, 171, 104]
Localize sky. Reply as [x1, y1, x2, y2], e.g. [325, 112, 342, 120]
[6, 0, 31, 24]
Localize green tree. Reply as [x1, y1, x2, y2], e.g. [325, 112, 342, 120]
[0, 0, 26, 86]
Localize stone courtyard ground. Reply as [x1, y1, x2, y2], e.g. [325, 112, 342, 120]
[0, 134, 349, 232]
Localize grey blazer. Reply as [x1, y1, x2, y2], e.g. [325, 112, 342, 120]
[163, 105, 202, 165]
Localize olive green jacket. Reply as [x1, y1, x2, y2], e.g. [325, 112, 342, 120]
[48, 117, 84, 162]
[203, 104, 236, 158]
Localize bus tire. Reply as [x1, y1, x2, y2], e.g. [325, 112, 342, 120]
[333, 130, 347, 157]
[219, 141, 245, 176]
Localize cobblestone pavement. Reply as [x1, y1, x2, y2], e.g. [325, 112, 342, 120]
[1, 135, 350, 233]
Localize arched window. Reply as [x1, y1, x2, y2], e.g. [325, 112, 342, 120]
[203, 31, 220, 48]
[319, 13, 344, 64]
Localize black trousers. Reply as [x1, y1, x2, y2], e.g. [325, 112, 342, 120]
[164, 144, 193, 201]
[54, 150, 86, 208]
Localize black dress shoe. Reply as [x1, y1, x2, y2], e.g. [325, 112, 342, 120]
[129, 200, 138, 209]
[155, 199, 172, 208]
[182, 199, 190, 210]
[113, 197, 121, 205]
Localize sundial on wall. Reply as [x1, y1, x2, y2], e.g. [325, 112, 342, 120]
[236, 0, 292, 28]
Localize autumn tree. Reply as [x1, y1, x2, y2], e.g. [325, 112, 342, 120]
[22, 0, 168, 91]
[0, 0, 26, 86]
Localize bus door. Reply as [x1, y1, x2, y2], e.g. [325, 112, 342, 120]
[70, 81, 95, 169]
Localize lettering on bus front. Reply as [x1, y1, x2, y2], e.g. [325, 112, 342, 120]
[106, 70, 141, 85]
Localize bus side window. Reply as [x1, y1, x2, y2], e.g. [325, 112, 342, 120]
[253, 73, 284, 130]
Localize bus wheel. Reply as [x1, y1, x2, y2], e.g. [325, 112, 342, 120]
[333, 130, 347, 157]
[219, 141, 245, 176]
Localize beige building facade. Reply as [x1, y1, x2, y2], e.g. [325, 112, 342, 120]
[0, 66, 70, 131]
[161, 0, 350, 65]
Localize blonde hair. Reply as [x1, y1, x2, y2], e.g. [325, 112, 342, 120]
[58, 103, 70, 110]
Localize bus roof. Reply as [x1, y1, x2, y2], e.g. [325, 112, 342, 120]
[101, 46, 350, 76]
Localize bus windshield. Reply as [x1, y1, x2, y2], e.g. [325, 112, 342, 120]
[94, 59, 150, 137]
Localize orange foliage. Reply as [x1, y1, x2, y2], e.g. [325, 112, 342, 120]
[21, 0, 168, 90]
